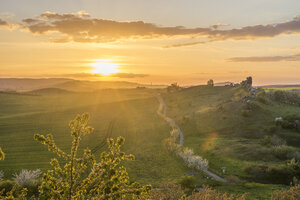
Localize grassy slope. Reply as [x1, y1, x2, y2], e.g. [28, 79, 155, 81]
[0, 89, 188, 185]
[1, 86, 299, 199]
[162, 86, 300, 199]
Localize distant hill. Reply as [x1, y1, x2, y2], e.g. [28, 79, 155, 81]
[0, 78, 71, 91]
[25, 88, 73, 95]
[0, 78, 166, 92]
[260, 84, 300, 88]
[214, 81, 233, 86]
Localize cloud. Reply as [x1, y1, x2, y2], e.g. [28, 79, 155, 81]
[210, 23, 229, 29]
[0, 19, 8, 26]
[16, 12, 300, 45]
[227, 54, 300, 62]
[109, 73, 149, 78]
[61, 73, 102, 78]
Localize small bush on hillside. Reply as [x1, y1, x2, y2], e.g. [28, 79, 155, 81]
[261, 135, 286, 147]
[0, 147, 4, 161]
[178, 147, 209, 170]
[0, 171, 3, 182]
[245, 159, 300, 185]
[207, 79, 214, 87]
[142, 182, 184, 200]
[178, 175, 196, 189]
[167, 83, 181, 93]
[257, 91, 269, 104]
[244, 164, 268, 180]
[241, 110, 250, 117]
[12, 169, 41, 186]
[226, 175, 243, 184]
[271, 90, 300, 105]
[170, 129, 179, 143]
[271, 145, 293, 160]
[270, 135, 286, 146]
[0, 180, 14, 195]
[263, 125, 277, 133]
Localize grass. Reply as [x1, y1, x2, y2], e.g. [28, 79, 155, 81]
[161, 85, 300, 199]
[0, 86, 300, 199]
[0, 89, 188, 185]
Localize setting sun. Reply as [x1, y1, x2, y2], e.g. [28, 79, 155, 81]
[91, 62, 119, 75]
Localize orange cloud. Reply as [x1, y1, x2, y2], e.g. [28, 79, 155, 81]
[0, 19, 8, 26]
[16, 12, 300, 44]
[228, 54, 300, 62]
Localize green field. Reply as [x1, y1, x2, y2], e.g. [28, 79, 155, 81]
[0, 86, 299, 199]
[0, 89, 189, 186]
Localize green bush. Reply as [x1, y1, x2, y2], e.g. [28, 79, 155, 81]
[244, 164, 268, 180]
[241, 110, 250, 117]
[0, 180, 14, 195]
[178, 176, 196, 189]
[271, 145, 293, 160]
[264, 125, 277, 133]
[271, 90, 300, 105]
[244, 159, 300, 185]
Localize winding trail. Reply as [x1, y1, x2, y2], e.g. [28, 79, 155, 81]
[155, 94, 227, 183]
[156, 94, 184, 146]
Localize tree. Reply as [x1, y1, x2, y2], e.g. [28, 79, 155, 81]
[167, 83, 181, 93]
[34, 113, 150, 200]
[207, 79, 214, 87]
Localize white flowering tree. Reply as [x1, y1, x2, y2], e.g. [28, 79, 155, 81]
[13, 169, 42, 186]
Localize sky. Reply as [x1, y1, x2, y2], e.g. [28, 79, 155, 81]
[0, 0, 299, 85]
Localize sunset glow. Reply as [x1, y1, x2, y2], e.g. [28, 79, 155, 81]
[0, 0, 299, 85]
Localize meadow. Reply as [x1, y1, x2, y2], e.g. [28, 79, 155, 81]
[0, 86, 300, 199]
[0, 88, 188, 186]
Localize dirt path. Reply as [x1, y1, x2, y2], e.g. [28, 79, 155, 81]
[155, 94, 226, 183]
[156, 94, 184, 146]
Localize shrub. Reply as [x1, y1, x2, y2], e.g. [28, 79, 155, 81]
[271, 145, 293, 160]
[34, 113, 150, 199]
[178, 147, 208, 170]
[170, 129, 179, 143]
[261, 135, 272, 146]
[207, 79, 214, 87]
[167, 83, 181, 93]
[245, 159, 300, 185]
[0, 171, 3, 182]
[244, 164, 268, 180]
[270, 135, 286, 146]
[241, 110, 250, 117]
[0, 180, 14, 195]
[143, 182, 184, 200]
[264, 125, 277, 133]
[266, 164, 299, 185]
[271, 90, 300, 105]
[0, 147, 4, 160]
[178, 175, 196, 189]
[226, 175, 243, 184]
[12, 169, 41, 186]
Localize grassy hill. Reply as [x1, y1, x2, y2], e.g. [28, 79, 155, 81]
[0, 78, 166, 92]
[0, 85, 299, 199]
[161, 85, 300, 199]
